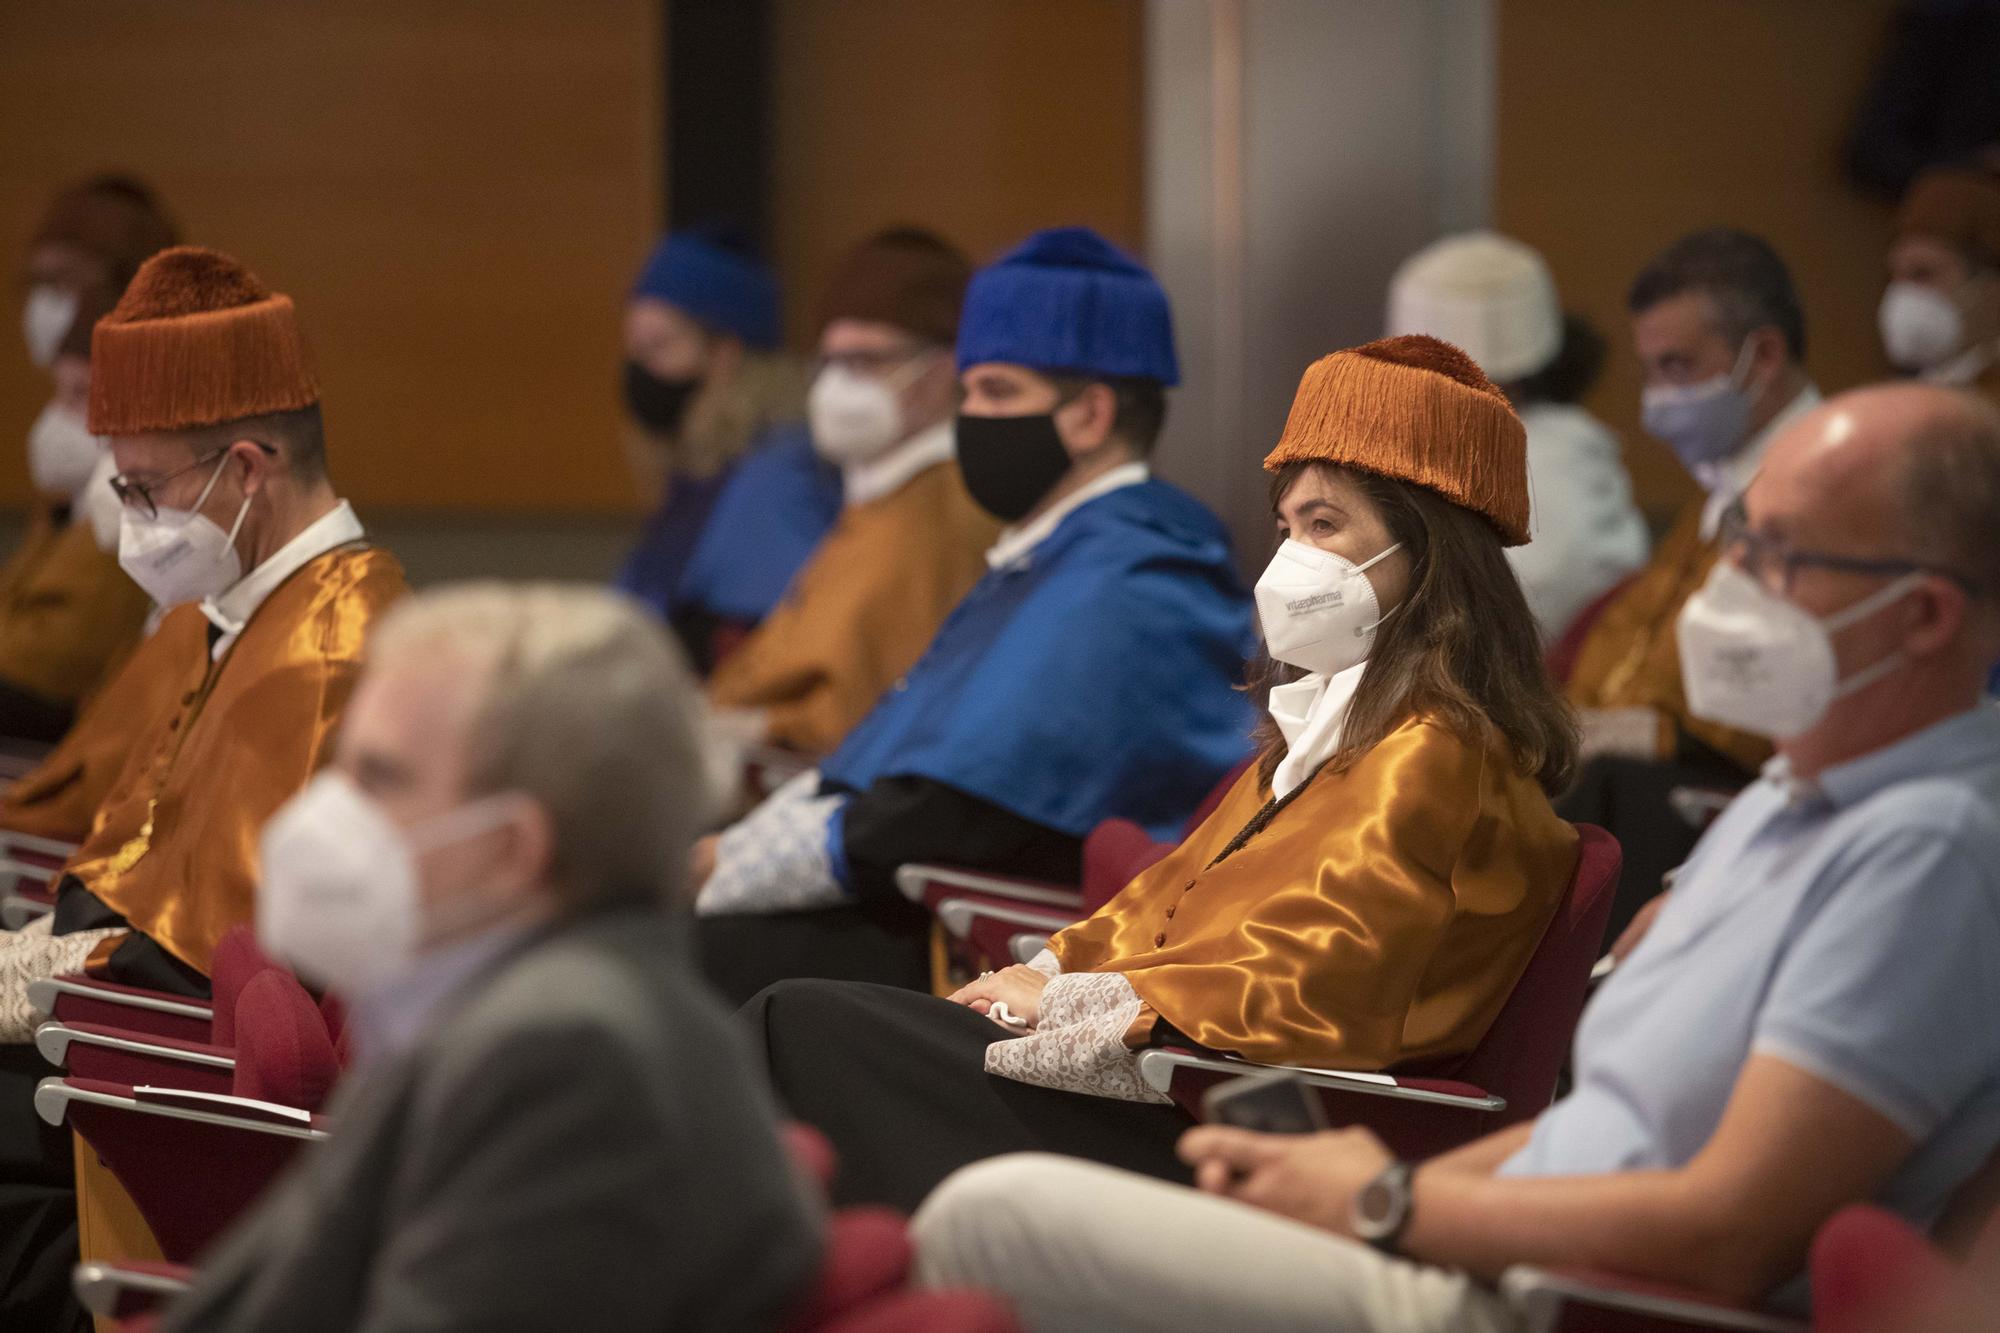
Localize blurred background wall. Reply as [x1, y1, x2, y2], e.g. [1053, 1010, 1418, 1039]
[0, 0, 1916, 581]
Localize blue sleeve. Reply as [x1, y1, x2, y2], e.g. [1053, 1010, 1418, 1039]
[1752, 825, 2000, 1139]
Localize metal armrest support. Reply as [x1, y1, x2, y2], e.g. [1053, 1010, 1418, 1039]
[73, 1261, 195, 1318]
[28, 975, 214, 1025]
[35, 1021, 235, 1073]
[1009, 932, 1051, 964]
[935, 898, 1079, 941]
[1135, 1048, 1506, 1113]
[35, 1077, 327, 1139]
[1501, 1265, 1805, 1333]
[895, 863, 1084, 911]
[0, 830, 81, 861]
[0, 891, 54, 929]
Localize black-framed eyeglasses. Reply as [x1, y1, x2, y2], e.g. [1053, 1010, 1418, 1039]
[1716, 496, 1979, 595]
[110, 442, 273, 520]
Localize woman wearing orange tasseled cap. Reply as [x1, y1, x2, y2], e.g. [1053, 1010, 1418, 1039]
[742, 334, 1581, 1211]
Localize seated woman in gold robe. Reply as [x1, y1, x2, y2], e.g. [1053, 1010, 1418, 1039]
[743, 335, 1582, 1210]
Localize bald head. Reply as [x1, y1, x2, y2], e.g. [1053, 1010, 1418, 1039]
[1754, 382, 2000, 595]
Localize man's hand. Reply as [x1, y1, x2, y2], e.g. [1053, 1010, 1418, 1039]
[1178, 1125, 1394, 1237]
[1577, 706, 1668, 763]
[690, 834, 720, 889]
[948, 965, 1051, 1031]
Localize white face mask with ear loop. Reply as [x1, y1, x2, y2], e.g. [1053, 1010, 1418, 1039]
[1676, 560, 1928, 740]
[116, 451, 252, 608]
[26, 402, 102, 500]
[1254, 538, 1404, 677]
[257, 771, 530, 996]
[808, 350, 935, 464]
[79, 448, 123, 552]
[1878, 281, 1967, 370]
[21, 285, 77, 370]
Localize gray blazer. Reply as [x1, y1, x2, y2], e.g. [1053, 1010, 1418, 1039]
[162, 906, 822, 1332]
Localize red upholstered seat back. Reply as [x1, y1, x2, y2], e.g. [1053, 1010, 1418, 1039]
[206, 924, 281, 1048]
[229, 969, 342, 1113]
[1079, 759, 1251, 914]
[782, 1207, 912, 1332]
[1450, 823, 1621, 1122]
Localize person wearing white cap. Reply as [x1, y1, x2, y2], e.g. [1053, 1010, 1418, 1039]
[1388, 232, 1649, 641]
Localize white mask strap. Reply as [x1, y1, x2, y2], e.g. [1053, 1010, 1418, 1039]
[407, 792, 528, 856]
[1820, 570, 1927, 635]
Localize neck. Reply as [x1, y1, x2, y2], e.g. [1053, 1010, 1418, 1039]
[1778, 661, 1980, 782]
[1015, 441, 1135, 530]
[241, 481, 340, 574]
[1740, 365, 1809, 445]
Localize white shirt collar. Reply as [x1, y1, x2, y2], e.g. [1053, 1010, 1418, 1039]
[1697, 384, 1820, 539]
[1921, 338, 2000, 389]
[201, 499, 365, 659]
[985, 461, 1150, 571]
[841, 420, 955, 509]
[1266, 662, 1367, 800]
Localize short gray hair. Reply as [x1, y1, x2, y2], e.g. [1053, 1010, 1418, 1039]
[1900, 390, 2000, 600]
[368, 582, 711, 909]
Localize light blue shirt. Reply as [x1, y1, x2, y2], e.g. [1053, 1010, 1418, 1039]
[1502, 703, 2000, 1304]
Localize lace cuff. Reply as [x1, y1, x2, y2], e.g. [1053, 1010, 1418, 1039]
[0, 917, 121, 1042]
[696, 769, 848, 916]
[984, 970, 1168, 1104]
[1023, 949, 1060, 980]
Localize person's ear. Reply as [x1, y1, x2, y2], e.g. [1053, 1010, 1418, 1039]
[1743, 326, 1788, 388]
[494, 797, 556, 898]
[1902, 577, 1969, 662]
[228, 438, 275, 499]
[1052, 382, 1118, 457]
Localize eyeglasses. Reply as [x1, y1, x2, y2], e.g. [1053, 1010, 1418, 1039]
[111, 442, 273, 520]
[1716, 497, 1978, 595]
[814, 342, 937, 379]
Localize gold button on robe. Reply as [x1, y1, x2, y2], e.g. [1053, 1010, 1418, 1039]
[0, 605, 209, 844]
[0, 501, 152, 708]
[708, 460, 999, 756]
[1565, 504, 1771, 773]
[1050, 715, 1579, 1071]
[62, 545, 408, 976]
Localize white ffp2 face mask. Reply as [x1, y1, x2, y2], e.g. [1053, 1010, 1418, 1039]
[1254, 538, 1402, 677]
[808, 355, 930, 464]
[27, 402, 102, 500]
[1676, 560, 1925, 740]
[1878, 281, 1965, 371]
[257, 771, 524, 996]
[21, 286, 76, 370]
[116, 452, 249, 608]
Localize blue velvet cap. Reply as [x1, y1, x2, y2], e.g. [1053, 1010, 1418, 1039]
[955, 227, 1179, 385]
[629, 231, 781, 349]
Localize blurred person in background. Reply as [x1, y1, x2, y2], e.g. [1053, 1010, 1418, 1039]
[1559, 229, 1818, 940]
[1879, 155, 2000, 405]
[707, 227, 998, 761]
[610, 228, 837, 670]
[1387, 231, 1648, 642]
[164, 583, 821, 1333]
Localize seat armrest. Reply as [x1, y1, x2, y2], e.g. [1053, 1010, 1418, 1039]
[35, 1021, 235, 1072]
[35, 1077, 329, 1138]
[935, 897, 1080, 942]
[895, 863, 1084, 911]
[28, 975, 214, 1025]
[0, 830, 80, 861]
[1135, 1048, 1506, 1113]
[1501, 1265, 1805, 1333]
[73, 1261, 195, 1318]
[1009, 932, 1051, 965]
[0, 892, 54, 929]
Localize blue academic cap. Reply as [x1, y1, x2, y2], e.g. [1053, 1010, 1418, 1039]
[955, 227, 1179, 385]
[629, 230, 781, 350]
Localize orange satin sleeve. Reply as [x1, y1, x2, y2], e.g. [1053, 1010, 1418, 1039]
[709, 462, 998, 756]
[0, 505, 152, 706]
[1051, 716, 1578, 1071]
[65, 546, 407, 976]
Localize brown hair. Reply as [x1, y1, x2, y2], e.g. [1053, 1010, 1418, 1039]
[1252, 460, 1578, 795]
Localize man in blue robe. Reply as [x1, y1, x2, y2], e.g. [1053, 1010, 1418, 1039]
[693, 226, 1258, 1003]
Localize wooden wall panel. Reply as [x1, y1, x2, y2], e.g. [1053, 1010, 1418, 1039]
[0, 1, 659, 513]
[1495, 0, 1901, 522]
[770, 0, 1145, 346]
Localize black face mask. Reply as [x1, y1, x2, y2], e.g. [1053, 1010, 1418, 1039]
[623, 361, 702, 436]
[954, 411, 1074, 523]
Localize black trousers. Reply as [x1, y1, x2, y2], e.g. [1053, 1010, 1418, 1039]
[742, 978, 1194, 1213]
[698, 906, 932, 1008]
[0, 1042, 87, 1332]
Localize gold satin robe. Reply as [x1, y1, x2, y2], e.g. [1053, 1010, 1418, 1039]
[0, 606, 209, 844]
[708, 461, 999, 755]
[0, 501, 152, 708]
[63, 545, 408, 977]
[1049, 715, 1579, 1071]
[1564, 503, 1772, 773]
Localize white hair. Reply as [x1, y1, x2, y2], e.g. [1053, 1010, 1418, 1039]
[368, 582, 710, 908]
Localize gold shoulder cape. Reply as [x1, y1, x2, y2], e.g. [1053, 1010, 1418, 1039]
[1050, 715, 1579, 1071]
[708, 460, 999, 755]
[1564, 502, 1771, 772]
[0, 501, 152, 706]
[64, 545, 408, 976]
[0, 606, 210, 843]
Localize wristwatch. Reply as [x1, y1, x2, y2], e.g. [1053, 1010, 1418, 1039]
[1351, 1160, 1415, 1255]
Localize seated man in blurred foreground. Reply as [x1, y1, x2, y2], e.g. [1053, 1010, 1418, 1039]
[163, 584, 822, 1332]
[914, 382, 2000, 1331]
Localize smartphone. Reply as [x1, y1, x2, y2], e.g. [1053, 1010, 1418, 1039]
[1201, 1071, 1328, 1134]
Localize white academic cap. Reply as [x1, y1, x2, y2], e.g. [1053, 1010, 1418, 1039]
[1386, 232, 1561, 384]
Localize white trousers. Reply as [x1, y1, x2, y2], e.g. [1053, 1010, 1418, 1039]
[912, 1154, 1521, 1333]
